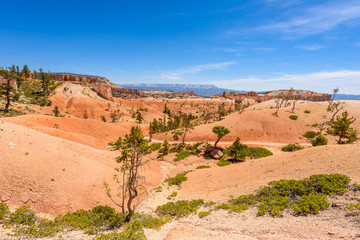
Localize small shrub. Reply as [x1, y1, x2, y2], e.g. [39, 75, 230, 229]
[281, 143, 303, 152]
[153, 186, 162, 192]
[347, 203, 360, 212]
[249, 147, 273, 158]
[311, 134, 328, 146]
[164, 171, 191, 186]
[304, 110, 311, 114]
[303, 131, 317, 139]
[217, 160, 231, 167]
[133, 213, 166, 230]
[293, 192, 329, 215]
[198, 210, 212, 218]
[173, 150, 191, 162]
[94, 220, 146, 240]
[0, 203, 9, 222]
[149, 143, 161, 152]
[167, 192, 177, 199]
[156, 199, 204, 219]
[52, 106, 60, 117]
[289, 115, 298, 120]
[196, 165, 211, 169]
[100, 115, 107, 122]
[83, 112, 88, 119]
[9, 205, 37, 226]
[215, 203, 230, 210]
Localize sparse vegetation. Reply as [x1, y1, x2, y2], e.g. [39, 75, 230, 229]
[281, 143, 303, 152]
[198, 210, 212, 218]
[156, 199, 204, 219]
[304, 110, 311, 114]
[248, 147, 273, 159]
[196, 165, 211, 169]
[164, 171, 191, 187]
[52, 106, 60, 117]
[303, 131, 317, 139]
[311, 134, 328, 146]
[173, 149, 191, 162]
[289, 115, 298, 120]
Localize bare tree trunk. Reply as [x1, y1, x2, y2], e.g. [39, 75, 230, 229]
[214, 138, 220, 148]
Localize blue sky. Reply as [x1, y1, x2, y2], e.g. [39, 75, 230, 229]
[1, 0, 360, 94]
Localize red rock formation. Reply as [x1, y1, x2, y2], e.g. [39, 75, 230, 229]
[0, 76, 17, 90]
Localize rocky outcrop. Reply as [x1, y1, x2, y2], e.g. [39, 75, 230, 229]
[89, 83, 113, 101]
[51, 73, 111, 85]
[111, 85, 143, 98]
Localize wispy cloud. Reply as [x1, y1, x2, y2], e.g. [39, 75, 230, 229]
[296, 44, 325, 50]
[258, 1, 360, 37]
[160, 61, 236, 81]
[212, 70, 360, 94]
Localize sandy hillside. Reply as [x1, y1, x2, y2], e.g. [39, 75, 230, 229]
[179, 144, 360, 202]
[154, 100, 360, 144]
[0, 121, 161, 216]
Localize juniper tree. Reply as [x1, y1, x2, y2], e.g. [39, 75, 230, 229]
[329, 111, 357, 144]
[22, 65, 30, 81]
[212, 126, 230, 148]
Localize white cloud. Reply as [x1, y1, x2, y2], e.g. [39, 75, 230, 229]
[258, 1, 360, 37]
[212, 70, 360, 94]
[296, 44, 325, 50]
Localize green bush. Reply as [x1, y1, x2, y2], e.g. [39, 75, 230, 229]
[149, 143, 162, 152]
[293, 192, 329, 215]
[311, 134, 328, 146]
[156, 199, 204, 219]
[217, 160, 231, 166]
[289, 115, 298, 120]
[226, 137, 248, 162]
[303, 131, 317, 139]
[0, 203, 9, 222]
[167, 192, 177, 199]
[196, 165, 211, 169]
[253, 174, 350, 216]
[304, 110, 311, 114]
[132, 213, 166, 230]
[164, 171, 191, 186]
[198, 210, 212, 218]
[94, 220, 146, 240]
[54, 205, 125, 233]
[281, 143, 303, 152]
[174, 150, 191, 162]
[228, 194, 257, 213]
[249, 147, 273, 158]
[9, 205, 37, 226]
[347, 203, 360, 212]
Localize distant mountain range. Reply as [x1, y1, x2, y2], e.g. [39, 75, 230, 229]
[334, 94, 360, 100]
[118, 83, 360, 100]
[118, 83, 246, 97]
